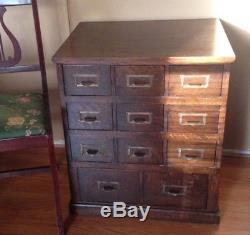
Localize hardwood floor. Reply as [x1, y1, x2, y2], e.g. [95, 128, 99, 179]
[0, 148, 250, 235]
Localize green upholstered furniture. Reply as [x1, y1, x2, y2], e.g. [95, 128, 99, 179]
[0, 92, 46, 139]
[0, 1, 64, 234]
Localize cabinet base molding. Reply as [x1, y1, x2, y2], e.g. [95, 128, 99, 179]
[70, 203, 220, 224]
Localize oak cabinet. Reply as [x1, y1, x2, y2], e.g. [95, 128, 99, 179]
[53, 19, 235, 223]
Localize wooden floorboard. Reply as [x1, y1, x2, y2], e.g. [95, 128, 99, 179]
[0, 148, 250, 235]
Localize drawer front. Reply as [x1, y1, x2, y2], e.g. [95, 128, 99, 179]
[69, 133, 114, 163]
[78, 168, 140, 203]
[118, 135, 163, 164]
[167, 106, 220, 133]
[115, 66, 165, 96]
[168, 65, 223, 97]
[167, 142, 216, 166]
[67, 102, 113, 130]
[144, 171, 208, 209]
[63, 65, 111, 96]
[117, 104, 164, 131]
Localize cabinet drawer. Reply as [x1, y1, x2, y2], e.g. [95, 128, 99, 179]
[63, 65, 111, 96]
[167, 106, 220, 133]
[78, 168, 140, 203]
[115, 66, 165, 96]
[67, 102, 113, 130]
[168, 65, 223, 97]
[117, 104, 164, 131]
[69, 133, 114, 163]
[167, 141, 216, 166]
[144, 171, 208, 209]
[118, 135, 163, 164]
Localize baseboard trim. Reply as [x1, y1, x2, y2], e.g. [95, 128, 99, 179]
[223, 149, 250, 157]
[54, 139, 250, 158]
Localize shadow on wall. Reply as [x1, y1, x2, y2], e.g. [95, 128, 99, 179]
[222, 20, 250, 150]
[48, 88, 64, 144]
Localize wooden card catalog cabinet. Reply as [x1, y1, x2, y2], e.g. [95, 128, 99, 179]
[53, 19, 235, 223]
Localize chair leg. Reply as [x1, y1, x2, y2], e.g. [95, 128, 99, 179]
[48, 135, 65, 235]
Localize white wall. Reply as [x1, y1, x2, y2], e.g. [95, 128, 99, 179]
[68, 0, 217, 29]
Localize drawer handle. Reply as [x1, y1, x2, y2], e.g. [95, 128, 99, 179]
[126, 75, 153, 88]
[98, 181, 120, 192]
[81, 144, 100, 157]
[128, 146, 152, 159]
[74, 74, 99, 88]
[86, 148, 99, 155]
[177, 148, 204, 160]
[79, 111, 100, 123]
[127, 112, 152, 125]
[180, 75, 210, 88]
[84, 116, 97, 122]
[179, 113, 207, 126]
[162, 185, 187, 197]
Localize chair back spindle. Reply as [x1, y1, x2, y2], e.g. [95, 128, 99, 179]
[0, 6, 21, 67]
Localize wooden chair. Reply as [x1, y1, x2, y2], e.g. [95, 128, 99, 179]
[0, 1, 64, 234]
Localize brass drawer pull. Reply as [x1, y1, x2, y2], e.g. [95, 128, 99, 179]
[79, 111, 100, 123]
[74, 74, 99, 88]
[162, 185, 187, 197]
[128, 146, 152, 159]
[81, 144, 101, 157]
[126, 75, 153, 88]
[177, 148, 204, 160]
[179, 113, 207, 126]
[98, 181, 120, 192]
[127, 112, 152, 125]
[180, 75, 210, 88]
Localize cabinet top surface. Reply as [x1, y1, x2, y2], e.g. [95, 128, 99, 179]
[53, 19, 235, 65]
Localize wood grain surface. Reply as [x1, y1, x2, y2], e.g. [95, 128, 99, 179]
[53, 19, 235, 65]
